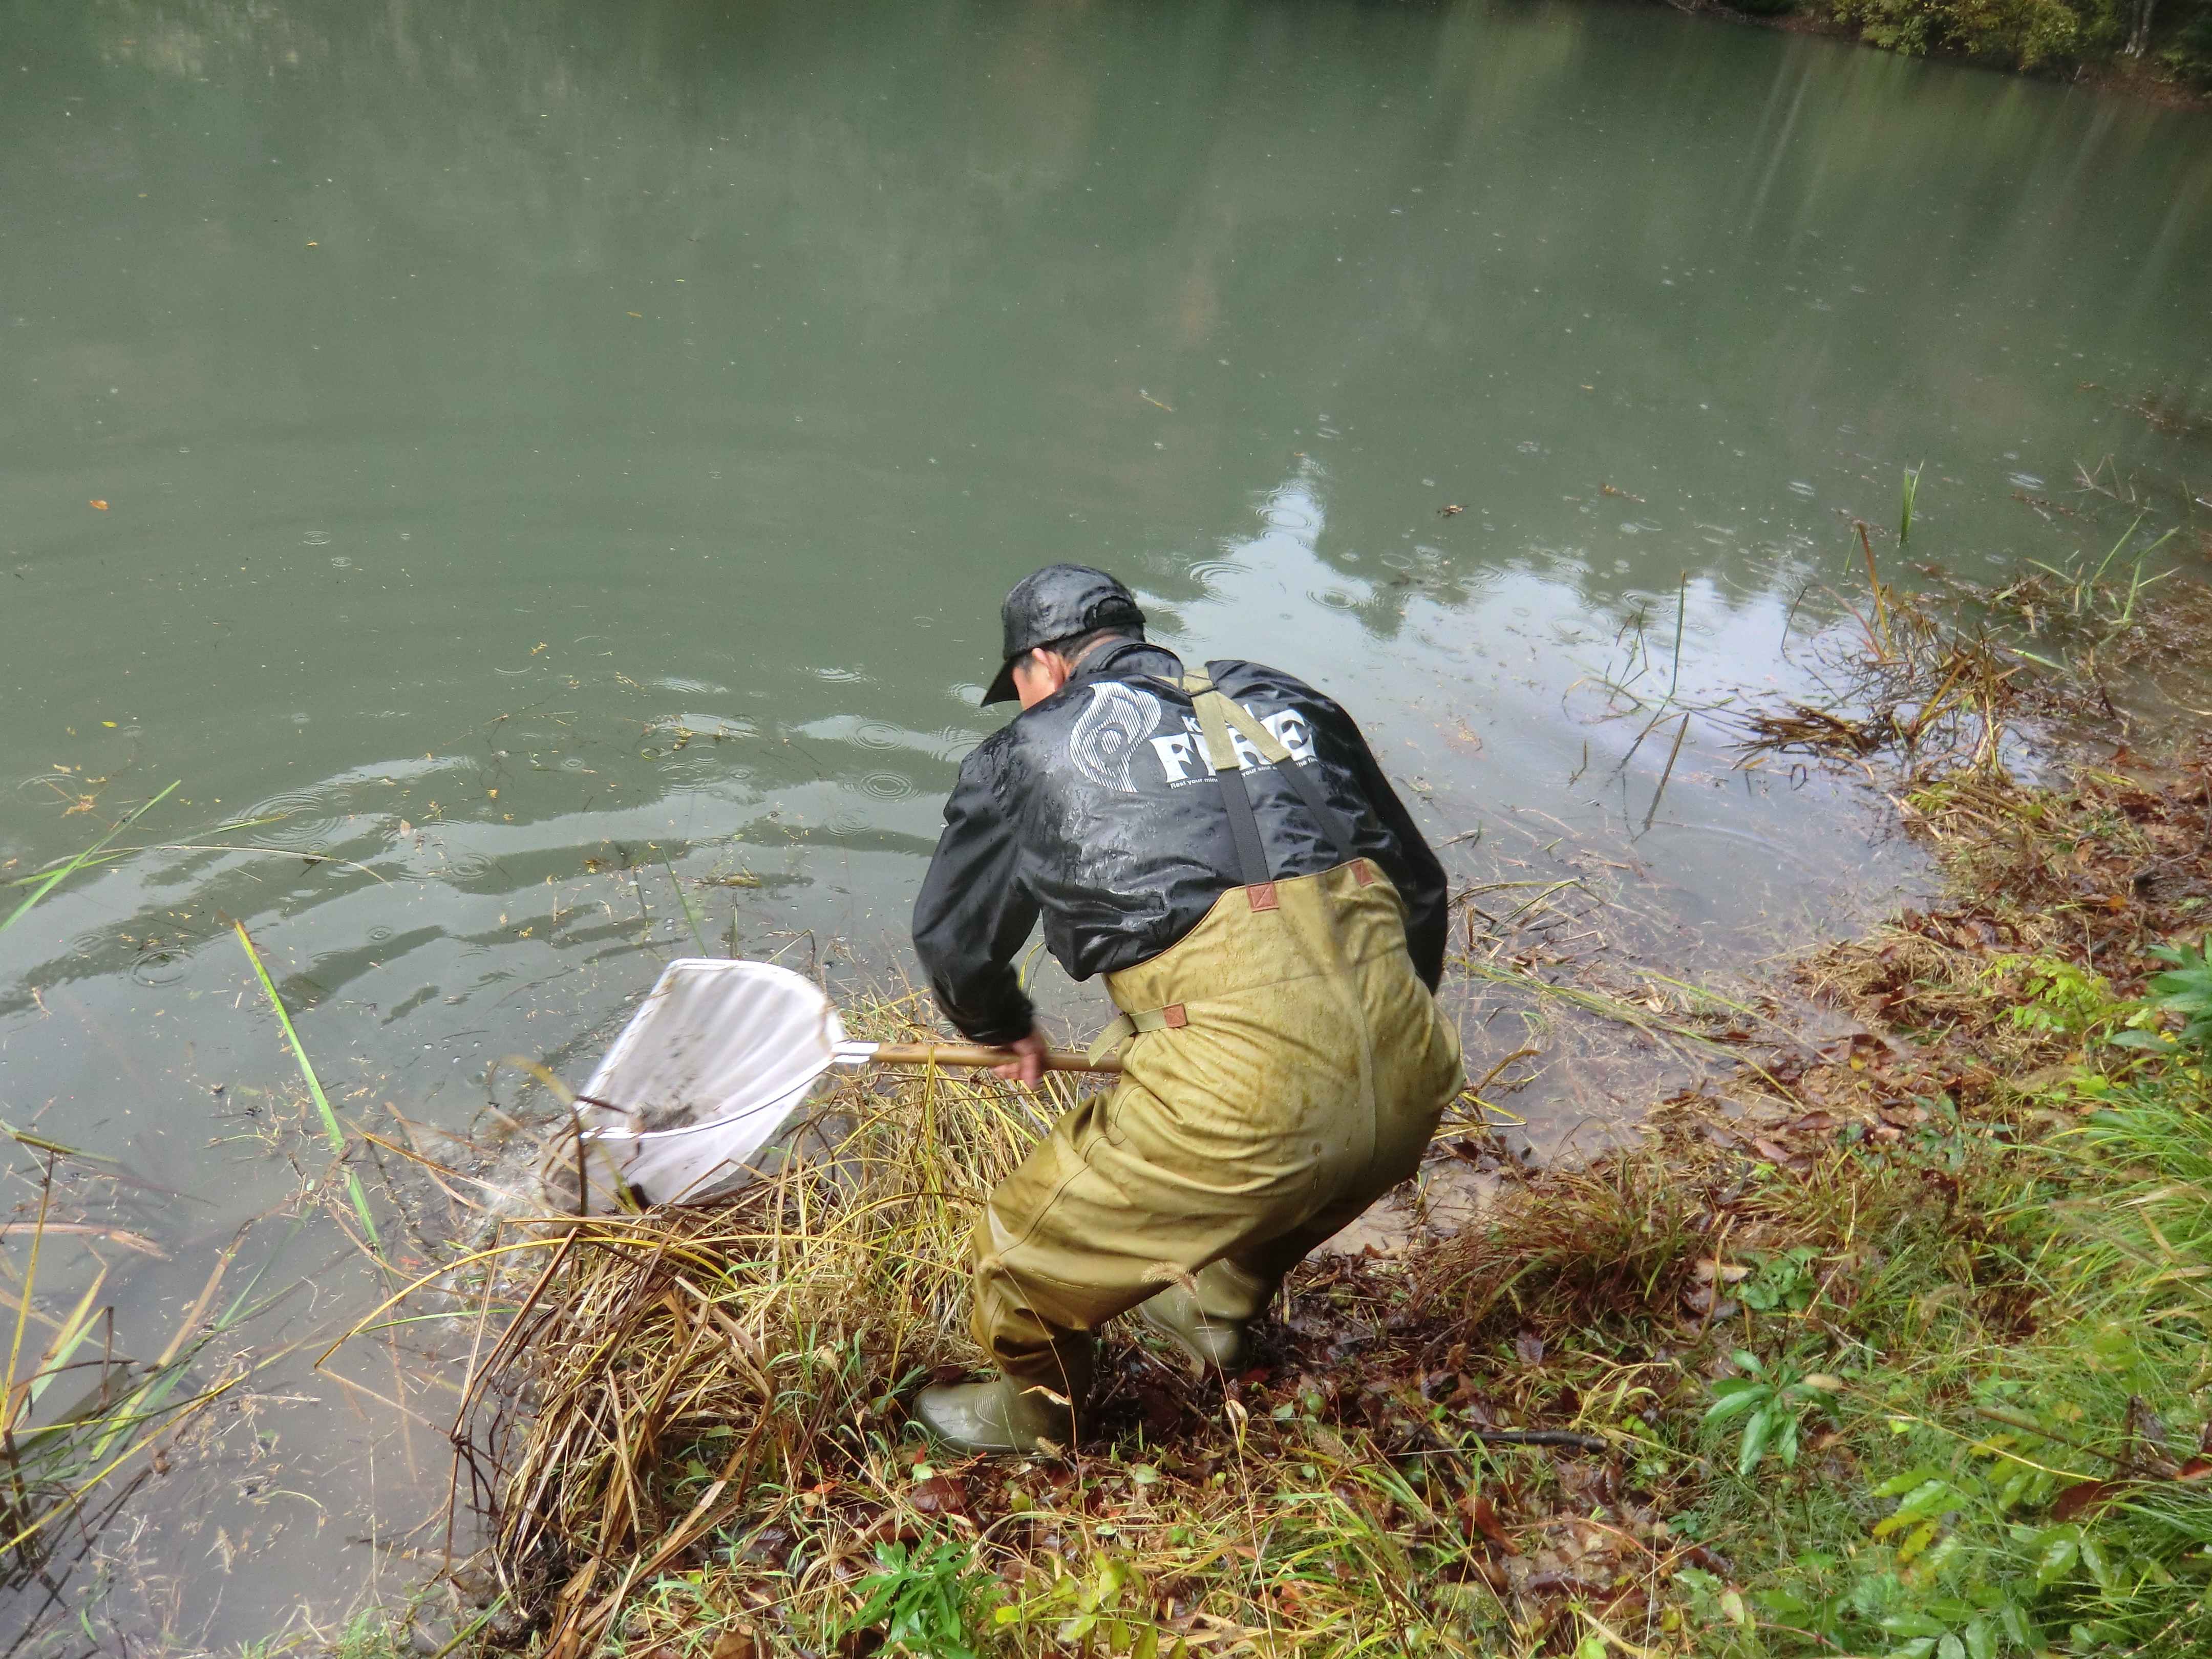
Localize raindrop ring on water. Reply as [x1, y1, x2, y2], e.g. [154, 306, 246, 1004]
[131, 947, 192, 988]
[242, 789, 342, 852]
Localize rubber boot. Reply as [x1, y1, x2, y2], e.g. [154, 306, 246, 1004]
[914, 1337, 1092, 1455]
[1136, 1263, 1259, 1373]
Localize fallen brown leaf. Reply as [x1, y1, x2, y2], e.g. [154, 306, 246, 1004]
[2052, 1479, 2121, 1522]
[910, 1474, 969, 1518]
[1461, 1490, 1520, 1554]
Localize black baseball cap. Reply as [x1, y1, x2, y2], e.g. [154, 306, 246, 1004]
[981, 564, 1147, 706]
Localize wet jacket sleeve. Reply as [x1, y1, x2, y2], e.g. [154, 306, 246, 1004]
[1337, 713, 1450, 992]
[910, 746, 1041, 1045]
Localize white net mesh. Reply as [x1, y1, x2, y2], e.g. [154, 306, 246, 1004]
[573, 959, 846, 1204]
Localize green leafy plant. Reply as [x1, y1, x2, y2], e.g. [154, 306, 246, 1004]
[1986, 953, 2115, 1039]
[1705, 1351, 1844, 1475]
[845, 1539, 999, 1659]
[994, 1552, 1178, 1656]
[1739, 1245, 1822, 1314]
[1830, 0, 2104, 68]
[1673, 1565, 1752, 1633]
[1869, 1465, 1969, 1568]
[2125, 935, 2212, 1052]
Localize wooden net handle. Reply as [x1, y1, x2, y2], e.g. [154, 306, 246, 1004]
[868, 1043, 1124, 1075]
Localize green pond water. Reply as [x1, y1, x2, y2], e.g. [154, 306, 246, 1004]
[3, 0, 2210, 1644]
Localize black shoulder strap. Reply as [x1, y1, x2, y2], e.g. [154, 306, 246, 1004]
[1203, 664, 1359, 865]
[1184, 665, 1357, 883]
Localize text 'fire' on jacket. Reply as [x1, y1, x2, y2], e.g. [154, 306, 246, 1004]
[911, 641, 1449, 1044]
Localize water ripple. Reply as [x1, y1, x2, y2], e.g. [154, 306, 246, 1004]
[932, 726, 982, 762]
[130, 946, 194, 988]
[239, 789, 343, 852]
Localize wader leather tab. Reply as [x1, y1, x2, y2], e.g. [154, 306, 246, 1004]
[1246, 882, 1279, 911]
[1352, 858, 1375, 886]
[1086, 1002, 1188, 1065]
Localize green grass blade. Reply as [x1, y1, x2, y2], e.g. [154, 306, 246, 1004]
[2, 780, 179, 933]
[3, 850, 129, 890]
[2, 1176, 55, 1422]
[1900, 462, 1921, 546]
[233, 921, 381, 1249]
[2088, 514, 2144, 588]
[1665, 570, 1688, 706]
[666, 860, 710, 956]
[24, 1270, 108, 1414]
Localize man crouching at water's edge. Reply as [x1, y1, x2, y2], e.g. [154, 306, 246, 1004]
[908, 563, 1464, 1453]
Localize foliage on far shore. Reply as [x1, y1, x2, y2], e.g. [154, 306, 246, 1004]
[1724, 0, 2212, 88]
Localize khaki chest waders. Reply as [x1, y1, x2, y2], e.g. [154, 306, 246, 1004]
[964, 668, 1464, 1425]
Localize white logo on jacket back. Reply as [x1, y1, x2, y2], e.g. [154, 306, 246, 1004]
[1067, 683, 1162, 792]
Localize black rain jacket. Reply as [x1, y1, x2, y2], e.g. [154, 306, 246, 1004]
[911, 642, 1449, 1044]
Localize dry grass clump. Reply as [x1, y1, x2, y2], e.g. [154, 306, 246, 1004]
[1796, 750, 2212, 1070]
[1412, 1155, 1707, 1345]
[1733, 516, 2198, 780]
[440, 992, 1047, 1654]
